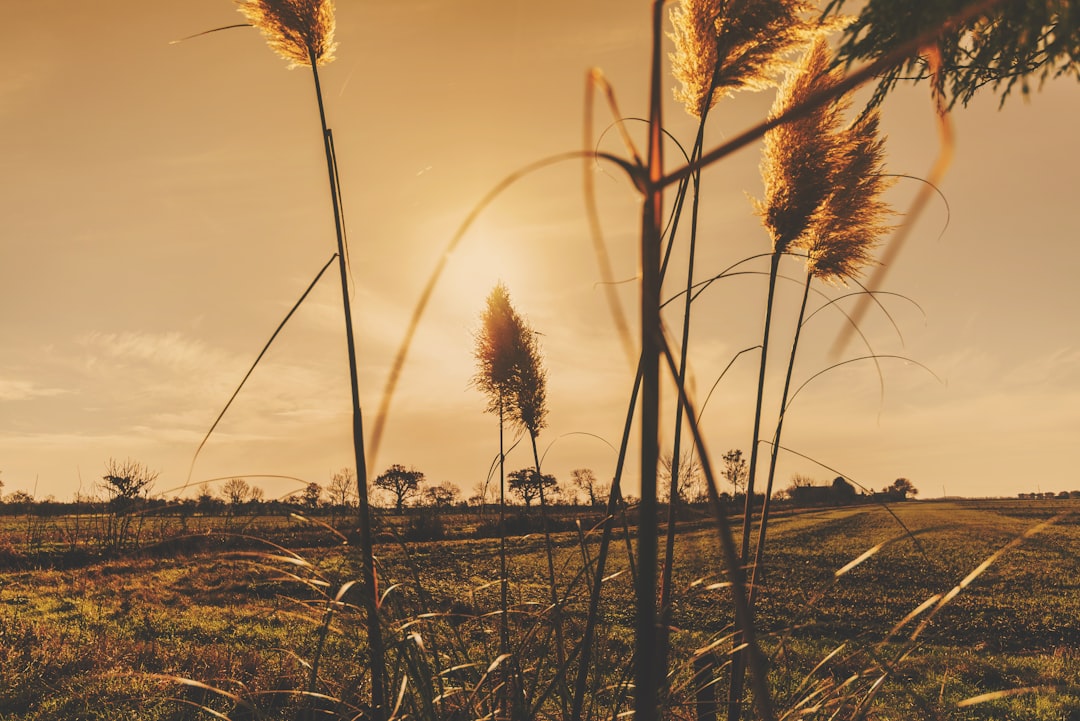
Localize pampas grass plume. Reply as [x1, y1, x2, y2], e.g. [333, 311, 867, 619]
[236, 0, 337, 67]
[806, 110, 895, 283]
[756, 38, 848, 253]
[669, 0, 833, 117]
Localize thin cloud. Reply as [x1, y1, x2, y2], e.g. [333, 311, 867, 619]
[0, 378, 68, 401]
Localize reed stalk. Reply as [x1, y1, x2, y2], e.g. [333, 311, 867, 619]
[751, 105, 893, 603]
[634, 4, 666, 719]
[232, 1, 386, 713]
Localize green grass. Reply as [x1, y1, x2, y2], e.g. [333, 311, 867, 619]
[0, 499, 1076, 719]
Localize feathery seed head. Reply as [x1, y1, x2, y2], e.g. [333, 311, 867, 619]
[757, 38, 848, 254]
[236, 0, 337, 67]
[473, 284, 548, 436]
[805, 110, 895, 283]
[669, 0, 838, 117]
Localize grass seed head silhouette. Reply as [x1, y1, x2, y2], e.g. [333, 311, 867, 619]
[807, 110, 895, 283]
[473, 283, 548, 436]
[668, 0, 827, 118]
[757, 37, 849, 254]
[235, 0, 337, 67]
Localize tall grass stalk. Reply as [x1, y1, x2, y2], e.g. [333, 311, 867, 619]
[233, 0, 386, 714]
[658, 332, 776, 721]
[572, 361, 641, 721]
[633, 4, 667, 719]
[727, 39, 850, 720]
[474, 283, 562, 717]
[751, 106, 893, 606]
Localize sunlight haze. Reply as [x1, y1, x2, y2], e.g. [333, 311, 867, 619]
[1, 0, 1078, 503]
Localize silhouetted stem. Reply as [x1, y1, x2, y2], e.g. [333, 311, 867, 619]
[658, 337, 775, 721]
[728, 250, 781, 721]
[660, 103, 710, 693]
[635, 4, 665, 720]
[308, 54, 385, 720]
[530, 432, 571, 718]
[571, 361, 642, 721]
[498, 400, 509, 656]
[751, 273, 812, 603]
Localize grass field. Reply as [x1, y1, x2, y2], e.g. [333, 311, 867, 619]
[0, 499, 1076, 720]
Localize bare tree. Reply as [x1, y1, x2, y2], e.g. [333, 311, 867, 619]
[223, 477, 251, 506]
[374, 465, 425, 514]
[469, 481, 491, 507]
[722, 449, 748, 495]
[571, 468, 609, 508]
[660, 451, 703, 504]
[423, 481, 461, 508]
[99, 458, 158, 553]
[328, 468, 357, 508]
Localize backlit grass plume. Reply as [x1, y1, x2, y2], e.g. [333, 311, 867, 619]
[728, 52, 895, 720]
[473, 283, 558, 713]
[752, 103, 894, 582]
[728, 40, 854, 718]
[805, 110, 894, 283]
[235, 0, 337, 67]
[669, 0, 828, 118]
[757, 37, 850, 254]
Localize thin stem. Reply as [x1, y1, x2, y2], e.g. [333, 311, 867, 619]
[658, 335, 775, 721]
[751, 273, 812, 604]
[499, 399, 509, 664]
[530, 433, 571, 719]
[725, 269, 812, 716]
[308, 55, 385, 719]
[659, 101, 710, 689]
[571, 361, 642, 721]
[728, 250, 781, 721]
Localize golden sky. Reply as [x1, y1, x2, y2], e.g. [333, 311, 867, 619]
[2, 0, 1078, 502]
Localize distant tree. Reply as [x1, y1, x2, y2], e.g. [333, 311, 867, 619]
[722, 449, 748, 495]
[660, 451, 704, 503]
[196, 483, 222, 514]
[374, 465, 425, 513]
[571, 468, 609, 507]
[301, 482, 324, 510]
[101, 458, 157, 513]
[469, 481, 491, 507]
[889, 477, 918, 500]
[328, 468, 357, 508]
[249, 485, 265, 504]
[5, 490, 34, 514]
[100, 458, 158, 552]
[223, 478, 251, 506]
[423, 481, 461, 508]
[790, 473, 815, 488]
[508, 468, 557, 508]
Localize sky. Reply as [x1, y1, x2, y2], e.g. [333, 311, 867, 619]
[2, 0, 1078, 503]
